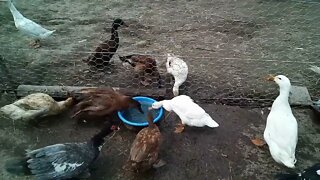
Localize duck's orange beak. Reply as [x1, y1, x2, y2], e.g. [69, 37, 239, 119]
[266, 74, 275, 81]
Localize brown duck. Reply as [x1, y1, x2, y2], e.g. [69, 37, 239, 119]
[125, 110, 165, 173]
[70, 87, 143, 121]
[119, 54, 162, 87]
[84, 19, 127, 69]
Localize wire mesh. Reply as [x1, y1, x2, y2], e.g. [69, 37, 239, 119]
[0, 0, 319, 107]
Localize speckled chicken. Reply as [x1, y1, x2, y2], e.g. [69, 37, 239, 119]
[71, 87, 143, 121]
[126, 110, 163, 172]
[119, 54, 162, 87]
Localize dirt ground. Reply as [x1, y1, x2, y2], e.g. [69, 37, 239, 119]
[0, 92, 319, 180]
[0, 0, 320, 179]
[0, 0, 319, 105]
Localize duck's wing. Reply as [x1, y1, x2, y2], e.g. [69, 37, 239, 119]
[72, 88, 116, 102]
[265, 114, 298, 158]
[26, 143, 93, 179]
[11, 93, 54, 110]
[171, 97, 205, 119]
[72, 93, 117, 118]
[16, 18, 53, 37]
[85, 45, 102, 63]
[130, 129, 160, 163]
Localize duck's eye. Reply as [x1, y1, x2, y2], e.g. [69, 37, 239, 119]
[278, 77, 282, 80]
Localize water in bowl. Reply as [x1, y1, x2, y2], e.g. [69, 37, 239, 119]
[122, 102, 160, 124]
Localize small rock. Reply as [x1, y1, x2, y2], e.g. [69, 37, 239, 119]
[78, 39, 87, 43]
[221, 153, 228, 158]
[289, 86, 312, 106]
[135, 40, 149, 48]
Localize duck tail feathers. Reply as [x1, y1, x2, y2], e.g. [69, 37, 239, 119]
[282, 158, 296, 169]
[42, 30, 56, 38]
[204, 114, 219, 128]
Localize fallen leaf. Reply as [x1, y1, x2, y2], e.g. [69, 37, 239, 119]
[251, 138, 266, 147]
[221, 153, 228, 158]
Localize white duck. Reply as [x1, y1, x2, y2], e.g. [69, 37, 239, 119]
[0, 93, 73, 122]
[264, 75, 298, 168]
[151, 95, 219, 133]
[166, 53, 188, 96]
[7, 0, 56, 48]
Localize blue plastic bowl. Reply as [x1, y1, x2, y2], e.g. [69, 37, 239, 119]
[117, 96, 164, 127]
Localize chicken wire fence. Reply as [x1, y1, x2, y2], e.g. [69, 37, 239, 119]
[0, 0, 319, 107]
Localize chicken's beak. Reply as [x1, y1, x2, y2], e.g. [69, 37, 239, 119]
[266, 75, 275, 81]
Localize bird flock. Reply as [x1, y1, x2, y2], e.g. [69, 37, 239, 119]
[1, 1, 320, 180]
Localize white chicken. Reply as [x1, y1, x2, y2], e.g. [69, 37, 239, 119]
[166, 53, 188, 96]
[264, 75, 298, 168]
[7, 0, 55, 48]
[151, 95, 219, 133]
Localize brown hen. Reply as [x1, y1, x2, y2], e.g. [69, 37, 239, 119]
[126, 110, 162, 173]
[119, 54, 162, 87]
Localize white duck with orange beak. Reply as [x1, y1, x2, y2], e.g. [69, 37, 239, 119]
[151, 95, 219, 133]
[264, 75, 298, 168]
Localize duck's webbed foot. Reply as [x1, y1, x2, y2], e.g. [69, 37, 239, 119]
[174, 122, 185, 133]
[29, 39, 41, 48]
